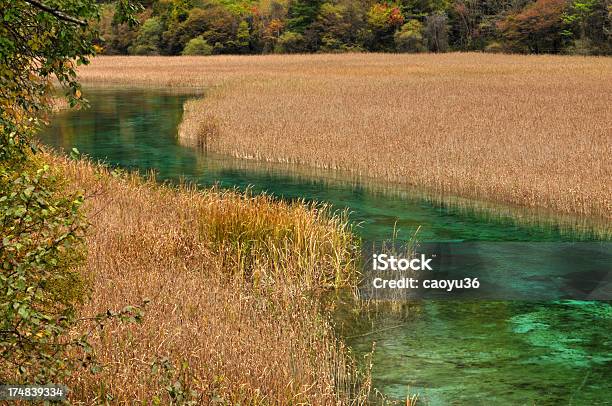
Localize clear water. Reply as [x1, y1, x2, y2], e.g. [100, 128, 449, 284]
[40, 89, 611, 405]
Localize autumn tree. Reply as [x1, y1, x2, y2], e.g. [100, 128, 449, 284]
[448, 0, 486, 49]
[247, 1, 288, 52]
[498, 0, 570, 53]
[366, 3, 405, 51]
[308, 2, 359, 51]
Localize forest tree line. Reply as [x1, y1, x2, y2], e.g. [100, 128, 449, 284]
[97, 0, 612, 55]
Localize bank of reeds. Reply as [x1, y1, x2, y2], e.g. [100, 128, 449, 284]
[49, 154, 369, 404]
[78, 53, 612, 219]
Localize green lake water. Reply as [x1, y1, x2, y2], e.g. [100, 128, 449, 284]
[40, 89, 611, 405]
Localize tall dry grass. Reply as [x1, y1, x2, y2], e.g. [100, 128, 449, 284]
[49, 154, 369, 404]
[78, 53, 612, 219]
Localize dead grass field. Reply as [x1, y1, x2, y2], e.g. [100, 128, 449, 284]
[78, 53, 612, 218]
[49, 155, 369, 404]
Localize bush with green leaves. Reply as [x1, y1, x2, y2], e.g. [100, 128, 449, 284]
[394, 19, 426, 53]
[182, 36, 214, 55]
[128, 17, 164, 55]
[0, 155, 88, 382]
[275, 31, 306, 53]
[0, 0, 143, 385]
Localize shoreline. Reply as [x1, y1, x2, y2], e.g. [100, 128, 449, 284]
[77, 53, 612, 220]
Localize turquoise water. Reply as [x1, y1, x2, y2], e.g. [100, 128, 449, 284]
[40, 89, 611, 405]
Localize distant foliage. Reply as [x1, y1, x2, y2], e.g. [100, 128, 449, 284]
[129, 17, 164, 55]
[562, 0, 612, 54]
[366, 3, 405, 50]
[275, 31, 305, 52]
[95, 0, 611, 55]
[182, 36, 214, 55]
[498, 0, 570, 53]
[425, 14, 449, 52]
[314, 3, 362, 52]
[287, 0, 323, 34]
[395, 19, 426, 52]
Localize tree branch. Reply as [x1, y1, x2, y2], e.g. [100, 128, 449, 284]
[23, 0, 87, 26]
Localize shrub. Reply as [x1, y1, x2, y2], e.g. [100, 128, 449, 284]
[484, 41, 504, 53]
[182, 36, 213, 55]
[0, 0, 95, 382]
[1, 0, 144, 385]
[0, 155, 88, 382]
[320, 35, 349, 52]
[275, 31, 305, 53]
[395, 20, 426, 52]
[128, 17, 163, 55]
[130, 44, 159, 55]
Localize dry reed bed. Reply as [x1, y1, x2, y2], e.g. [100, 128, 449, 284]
[78, 53, 612, 219]
[51, 155, 368, 404]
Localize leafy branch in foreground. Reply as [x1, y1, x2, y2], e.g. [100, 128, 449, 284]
[23, 0, 88, 26]
[0, 154, 148, 382]
[1, 0, 142, 387]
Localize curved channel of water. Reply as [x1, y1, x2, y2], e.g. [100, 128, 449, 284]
[40, 89, 611, 405]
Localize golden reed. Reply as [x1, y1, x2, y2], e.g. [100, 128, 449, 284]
[78, 53, 612, 219]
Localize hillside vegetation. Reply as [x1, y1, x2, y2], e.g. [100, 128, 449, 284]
[98, 0, 612, 56]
